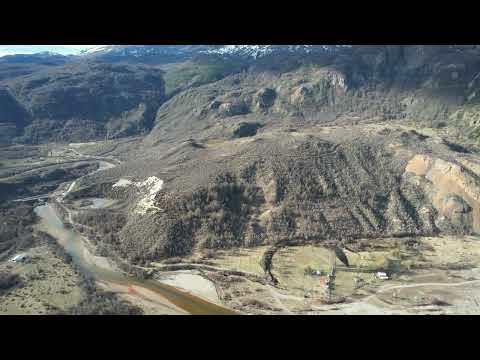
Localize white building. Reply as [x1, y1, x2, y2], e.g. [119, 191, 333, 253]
[10, 254, 28, 263]
[376, 271, 389, 280]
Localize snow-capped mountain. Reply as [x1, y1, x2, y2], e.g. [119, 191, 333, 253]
[77, 45, 345, 64]
[78, 45, 212, 64]
[204, 45, 342, 58]
[80, 45, 112, 55]
[80, 45, 207, 57]
[0, 51, 70, 64]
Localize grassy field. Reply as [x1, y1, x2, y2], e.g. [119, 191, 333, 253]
[271, 245, 389, 299]
[0, 244, 83, 314]
[206, 243, 406, 299]
[194, 236, 480, 309]
[204, 246, 269, 277]
[420, 236, 480, 269]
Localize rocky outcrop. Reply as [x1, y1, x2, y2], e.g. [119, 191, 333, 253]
[232, 122, 262, 138]
[290, 85, 313, 106]
[405, 154, 480, 234]
[254, 88, 276, 110]
[218, 101, 250, 117]
[436, 194, 473, 233]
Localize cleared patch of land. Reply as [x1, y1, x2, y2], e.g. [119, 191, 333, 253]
[156, 270, 220, 304]
[166, 236, 480, 314]
[0, 244, 83, 315]
[206, 247, 269, 277]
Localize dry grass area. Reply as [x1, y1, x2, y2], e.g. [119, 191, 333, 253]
[272, 246, 332, 298]
[172, 244, 384, 313]
[176, 242, 410, 312]
[206, 246, 269, 277]
[0, 144, 62, 177]
[0, 143, 106, 183]
[68, 137, 142, 161]
[185, 236, 480, 314]
[420, 236, 480, 269]
[271, 244, 397, 300]
[0, 245, 83, 314]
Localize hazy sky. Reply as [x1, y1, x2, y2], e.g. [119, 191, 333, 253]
[0, 45, 99, 57]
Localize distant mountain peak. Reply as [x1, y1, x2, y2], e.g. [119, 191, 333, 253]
[76, 45, 346, 64]
[203, 45, 339, 58]
[79, 45, 113, 55]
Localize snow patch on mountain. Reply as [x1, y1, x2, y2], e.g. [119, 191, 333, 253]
[112, 176, 164, 214]
[80, 45, 113, 55]
[77, 45, 348, 61]
[112, 178, 133, 188]
[202, 45, 348, 58]
[208, 45, 276, 58]
[135, 176, 164, 215]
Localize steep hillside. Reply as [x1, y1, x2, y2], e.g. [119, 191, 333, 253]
[70, 123, 480, 265]
[0, 87, 30, 145]
[0, 52, 69, 66]
[3, 62, 166, 143]
[145, 45, 480, 147]
[0, 52, 72, 83]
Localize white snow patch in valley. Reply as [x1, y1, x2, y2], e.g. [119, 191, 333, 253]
[66, 180, 77, 194]
[136, 177, 164, 195]
[69, 142, 98, 148]
[61, 180, 77, 197]
[80, 45, 112, 55]
[135, 177, 164, 214]
[112, 179, 133, 188]
[111, 176, 164, 214]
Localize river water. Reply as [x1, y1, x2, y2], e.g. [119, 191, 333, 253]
[33, 159, 236, 315]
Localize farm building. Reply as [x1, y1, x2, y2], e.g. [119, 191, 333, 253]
[10, 254, 28, 263]
[375, 271, 389, 280]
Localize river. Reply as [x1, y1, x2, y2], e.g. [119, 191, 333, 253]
[32, 157, 236, 315]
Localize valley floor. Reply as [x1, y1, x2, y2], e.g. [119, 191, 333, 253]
[145, 236, 480, 314]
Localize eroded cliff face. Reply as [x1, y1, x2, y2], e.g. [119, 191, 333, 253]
[406, 154, 480, 233]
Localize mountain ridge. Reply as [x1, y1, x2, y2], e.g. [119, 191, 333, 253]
[1, 45, 480, 146]
[77, 45, 345, 63]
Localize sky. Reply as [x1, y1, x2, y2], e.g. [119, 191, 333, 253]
[0, 45, 100, 57]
